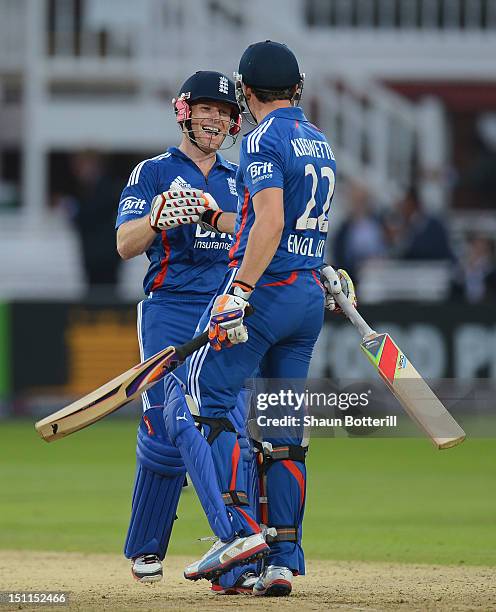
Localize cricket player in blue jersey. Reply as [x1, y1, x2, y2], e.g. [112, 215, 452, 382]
[160, 41, 355, 596]
[115, 70, 259, 594]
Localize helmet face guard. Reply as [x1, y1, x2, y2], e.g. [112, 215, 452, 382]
[233, 73, 248, 116]
[173, 94, 241, 136]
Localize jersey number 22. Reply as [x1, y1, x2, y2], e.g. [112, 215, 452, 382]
[296, 163, 335, 233]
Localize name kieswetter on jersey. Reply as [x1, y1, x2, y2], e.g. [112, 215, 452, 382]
[119, 196, 146, 216]
[291, 138, 335, 160]
[287, 234, 326, 257]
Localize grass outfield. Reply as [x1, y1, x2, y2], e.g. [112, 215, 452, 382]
[1, 419, 495, 566]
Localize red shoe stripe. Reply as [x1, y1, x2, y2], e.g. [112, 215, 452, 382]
[186, 542, 268, 579]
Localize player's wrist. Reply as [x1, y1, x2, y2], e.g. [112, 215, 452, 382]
[230, 279, 254, 301]
[149, 215, 162, 233]
[200, 208, 223, 232]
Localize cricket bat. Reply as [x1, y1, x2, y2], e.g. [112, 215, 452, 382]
[35, 329, 211, 442]
[323, 266, 465, 449]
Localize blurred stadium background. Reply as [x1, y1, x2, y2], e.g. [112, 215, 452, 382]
[0, 0, 495, 575]
[1, 0, 496, 417]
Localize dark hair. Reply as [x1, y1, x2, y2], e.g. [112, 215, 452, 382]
[249, 85, 295, 103]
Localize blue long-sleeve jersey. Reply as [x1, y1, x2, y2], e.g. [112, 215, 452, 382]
[116, 147, 238, 296]
[229, 107, 336, 275]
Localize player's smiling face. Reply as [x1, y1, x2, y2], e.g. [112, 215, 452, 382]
[189, 100, 232, 152]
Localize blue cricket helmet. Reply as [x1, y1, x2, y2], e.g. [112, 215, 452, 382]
[173, 70, 241, 137]
[237, 40, 302, 89]
[177, 70, 238, 109]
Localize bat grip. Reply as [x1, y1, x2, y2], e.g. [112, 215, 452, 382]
[335, 292, 376, 340]
[174, 330, 209, 362]
[322, 265, 375, 340]
[174, 304, 254, 362]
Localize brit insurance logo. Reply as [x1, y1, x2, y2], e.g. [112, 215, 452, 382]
[120, 196, 146, 216]
[219, 76, 229, 94]
[246, 161, 273, 184]
[227, 177, 237, 196]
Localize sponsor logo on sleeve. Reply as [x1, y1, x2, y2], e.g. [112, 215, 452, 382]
[246, 161, 273, 184]
[119, 196, 146, 215]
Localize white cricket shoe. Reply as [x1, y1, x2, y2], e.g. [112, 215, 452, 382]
[184, 533, 269, 581]
[253, 565, 293, 596]
[131, 554, 163, 583]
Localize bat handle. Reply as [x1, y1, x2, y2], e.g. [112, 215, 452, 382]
[174, 303, 255, 362]
[321, 265, 376, 340]
[174, 330, 209, 362]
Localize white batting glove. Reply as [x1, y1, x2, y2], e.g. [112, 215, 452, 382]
[149, 189, 220, 232]
[208, 281, 253, 351]
[320, 266, 357, 313]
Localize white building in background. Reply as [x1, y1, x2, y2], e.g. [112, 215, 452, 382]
[0, 0, 495, 299]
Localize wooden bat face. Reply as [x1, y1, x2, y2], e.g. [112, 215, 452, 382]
[360, 333, 465, 449]
[35, 344, 178, 442]
[34, 307, 253, 444]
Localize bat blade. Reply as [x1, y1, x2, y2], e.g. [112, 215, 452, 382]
[322, 266, 465, 450]
[361, 333, 466, 449]
[34, 305, 254, 443]
[35, 344, 178, 442]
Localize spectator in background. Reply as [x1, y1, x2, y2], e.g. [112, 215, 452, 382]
[332, 179, 387, 278]
[452, 234, 496, 303]
[386, 188, 453, 261]
[70, 151, 121, 294]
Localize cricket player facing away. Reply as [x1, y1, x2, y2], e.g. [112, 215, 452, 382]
[161, 41, 355, 596]
[115, 71, 258, 593]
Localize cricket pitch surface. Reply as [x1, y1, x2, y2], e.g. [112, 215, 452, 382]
[2, 551, 495, 611]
